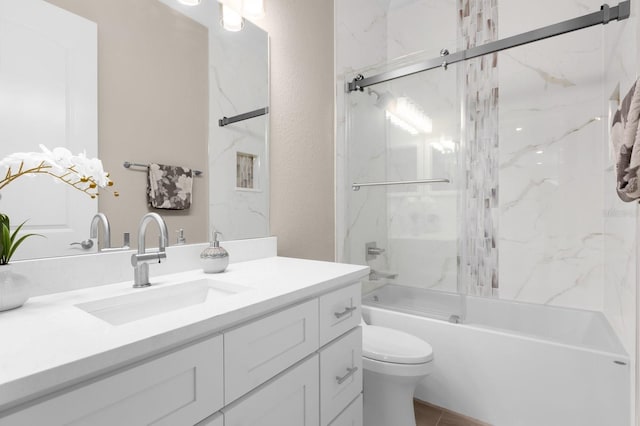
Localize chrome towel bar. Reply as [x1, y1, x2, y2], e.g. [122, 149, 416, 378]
[352, 178, 450, 191]
[123, 161, 203, 177]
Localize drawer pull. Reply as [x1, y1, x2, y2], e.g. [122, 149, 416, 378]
[334, 306, 357, 318]
[336, 366, 359, 385]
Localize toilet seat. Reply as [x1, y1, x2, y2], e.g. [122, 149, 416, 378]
[363, 325, 433, 364]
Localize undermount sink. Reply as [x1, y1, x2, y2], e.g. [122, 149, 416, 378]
[75, 279, 250, 326]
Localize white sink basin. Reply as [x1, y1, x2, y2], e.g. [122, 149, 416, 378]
[75, 278, 249, 325]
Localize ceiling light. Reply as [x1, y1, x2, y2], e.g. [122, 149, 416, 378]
[221, 4, 244, 31]
[535, 150, 543, 154]
[177, 0, 201, 5]
[515, 127, 523, 132]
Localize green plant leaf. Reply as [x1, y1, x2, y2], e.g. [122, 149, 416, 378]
[1, 223, 11, 265]
[0, 215, 44, 265]
[7, 233, 42, 262]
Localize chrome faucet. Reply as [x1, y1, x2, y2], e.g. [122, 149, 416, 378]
[131, 213, 168, 288]
[90, 213, 111, 250]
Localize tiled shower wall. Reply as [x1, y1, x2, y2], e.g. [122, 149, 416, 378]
[458, 0, 499, 297]
[337, 0, 637, 353]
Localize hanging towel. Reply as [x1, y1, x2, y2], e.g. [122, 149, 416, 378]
[611, 80, 640, 202]
[147, 163, 193, 210]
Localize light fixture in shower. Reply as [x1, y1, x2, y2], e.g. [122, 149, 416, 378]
[385, 97, 432, 135]
[177, 0, 201, 5]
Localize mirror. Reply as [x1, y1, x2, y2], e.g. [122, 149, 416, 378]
[0, 0, 269, 260]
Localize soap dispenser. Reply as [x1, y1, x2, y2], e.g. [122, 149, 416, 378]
[200, 231, 229, 273]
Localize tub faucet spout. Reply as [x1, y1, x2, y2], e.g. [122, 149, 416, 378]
[131, 213, 168, 288]
[90, 213, 111, 250]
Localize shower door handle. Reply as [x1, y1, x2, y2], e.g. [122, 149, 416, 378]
[336, 366, 359, 385]
[334, 306, 357, 318]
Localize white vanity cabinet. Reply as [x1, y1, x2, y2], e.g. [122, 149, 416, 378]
[224, 298, 319, 403]
[0, 335, 224, 426]
[0, 281, 363, 426]
[320, 327, 363, 426]
[223, 355, 320, 426]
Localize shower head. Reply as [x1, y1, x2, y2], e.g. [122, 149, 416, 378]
[367, 88, 394, 110]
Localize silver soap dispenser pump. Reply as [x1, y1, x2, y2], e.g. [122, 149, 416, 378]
[200, 231, 229, 273]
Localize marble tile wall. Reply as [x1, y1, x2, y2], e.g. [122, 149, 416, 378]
[497, 0, 607, 311]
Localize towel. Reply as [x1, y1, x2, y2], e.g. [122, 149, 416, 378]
[611, 81, 640, 202]
[147, 163, 193, 210]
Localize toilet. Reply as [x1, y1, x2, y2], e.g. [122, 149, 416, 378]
[362, 324, 434, 426]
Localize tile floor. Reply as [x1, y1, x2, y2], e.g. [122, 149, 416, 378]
[414, 400, 491, 426]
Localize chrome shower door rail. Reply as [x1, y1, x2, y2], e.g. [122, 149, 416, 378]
[218, 107, 269, 127]
[347, 1, 630, 92]
[352, 178, 450, 191]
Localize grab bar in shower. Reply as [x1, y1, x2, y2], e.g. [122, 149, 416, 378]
[352, 178, 450, 191]
[347, 1, 630, 92]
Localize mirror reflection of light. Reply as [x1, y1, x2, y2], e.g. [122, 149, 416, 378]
[515, 127, 523, 132]
[385, 97, 432, 134]
[431, 137, 456, 154]
[221, 4, 244, 31]
[385, 111, 418, 135]
[536, 150, 543, 154]
[243, 0, 265, 18]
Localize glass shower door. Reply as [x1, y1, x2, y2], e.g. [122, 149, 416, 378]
[343, 60, 464, 322]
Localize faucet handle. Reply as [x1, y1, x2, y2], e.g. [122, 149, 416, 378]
[70, 239, 94, 250]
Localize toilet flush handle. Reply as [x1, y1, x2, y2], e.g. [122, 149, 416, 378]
[336, 366, 359, 385]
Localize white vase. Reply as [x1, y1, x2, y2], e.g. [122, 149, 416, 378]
[0, 265, 29, 311]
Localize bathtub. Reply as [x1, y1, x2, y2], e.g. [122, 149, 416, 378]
[362, 284, 630, 426]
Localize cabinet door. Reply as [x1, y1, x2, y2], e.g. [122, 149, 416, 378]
[0, 336, 223, 426]
[329, 394, 363, 426]
[196, 411, 223, 426]
[223, 355, 320, 426]
[224, 298, 319, 403]
[319, 283, 361, 346]
[320, 327, 363, 426]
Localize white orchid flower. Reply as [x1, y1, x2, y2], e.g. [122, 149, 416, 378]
[0, 145, 116, 198]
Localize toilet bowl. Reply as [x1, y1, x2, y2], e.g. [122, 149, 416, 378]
[362, 325, 433, 426]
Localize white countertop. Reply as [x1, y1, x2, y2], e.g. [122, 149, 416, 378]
[0, 256, 369, 411]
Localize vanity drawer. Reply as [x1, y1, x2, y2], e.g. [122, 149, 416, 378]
[320, 327, 363, 426]
[319, 282, 361, 346]
[224, 298, 319, 403]
[329, 394, 363, 426]
[223, 354, 320, 426]
[0, 335, 224, 426]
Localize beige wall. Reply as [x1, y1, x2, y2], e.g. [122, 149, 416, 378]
[255, 0, 335, 261]
[47, 0, 209, 248]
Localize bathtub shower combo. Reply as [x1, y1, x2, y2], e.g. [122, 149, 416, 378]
[340, 2, 634, 425]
